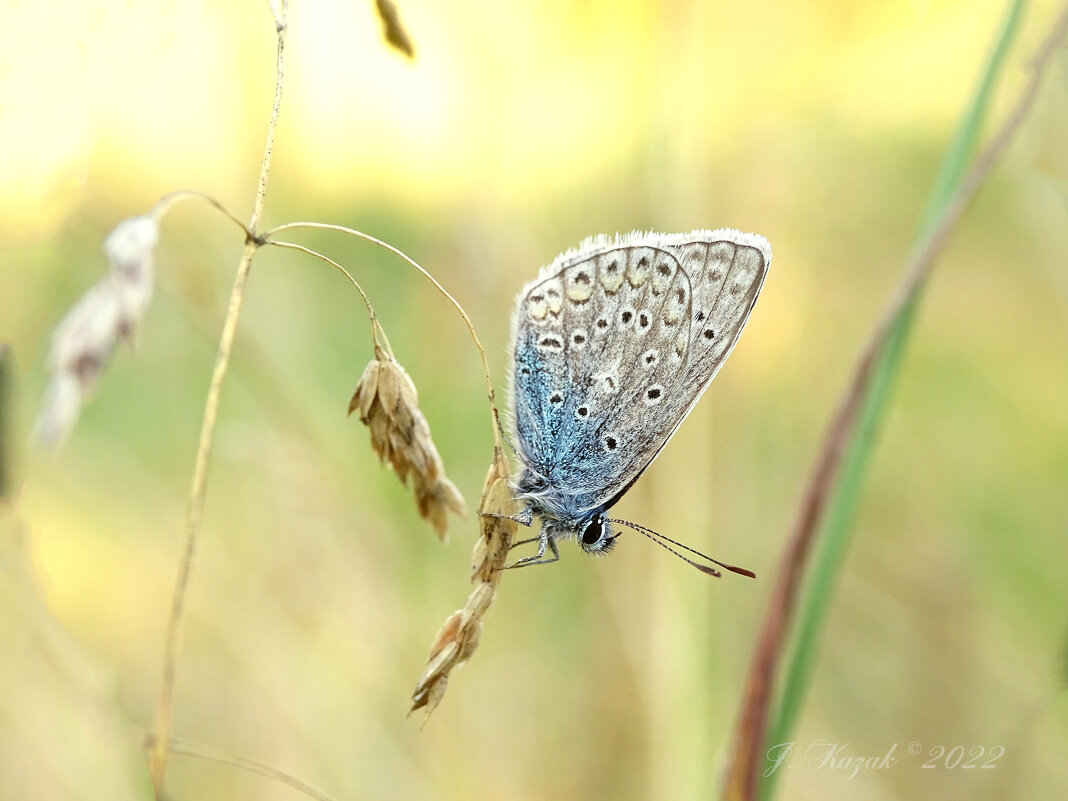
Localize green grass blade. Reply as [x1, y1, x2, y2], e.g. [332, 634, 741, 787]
[759, 2, 1027, 798]
[0, 344, 11, 502]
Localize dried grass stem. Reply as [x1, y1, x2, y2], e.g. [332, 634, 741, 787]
[148, 3, 289, 796]
[263, 221, 504, 450]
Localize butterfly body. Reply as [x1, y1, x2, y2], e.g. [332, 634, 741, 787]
[507, 230, 771, 568]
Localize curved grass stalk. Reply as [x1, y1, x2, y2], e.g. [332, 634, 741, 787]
[144, 734, 339, 801]
[262, 221, 505, 450]
[265, 239, 393, 354]
[722, 1, 1068, 799]
[152, 190, 253, 237]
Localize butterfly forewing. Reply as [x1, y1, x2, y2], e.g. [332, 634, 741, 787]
[669, 236, 769, 423]
[512, 230, 769, 515]
[514, 244, 689, 487]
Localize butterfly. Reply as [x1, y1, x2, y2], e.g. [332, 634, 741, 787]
[506, 229, 770, 576]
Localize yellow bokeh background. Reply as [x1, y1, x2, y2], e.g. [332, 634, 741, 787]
[2, 1, 1067, 799]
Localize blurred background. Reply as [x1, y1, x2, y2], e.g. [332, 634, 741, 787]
[2, 0, 1067, 799]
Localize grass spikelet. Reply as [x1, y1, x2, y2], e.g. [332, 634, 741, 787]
[349, 343, 467, 540]
[34, 214, 160, 448]
[410, 446, 516, 718]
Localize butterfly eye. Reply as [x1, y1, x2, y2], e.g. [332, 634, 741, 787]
[578, 516, 616, 555]
[581, 519, 602, 546]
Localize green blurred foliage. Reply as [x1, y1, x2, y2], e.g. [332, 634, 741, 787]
[1, 1, 1066, 800]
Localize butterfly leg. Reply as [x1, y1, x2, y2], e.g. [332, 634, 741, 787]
[502, 526, 560, 569]
[479, 505, 533, 526]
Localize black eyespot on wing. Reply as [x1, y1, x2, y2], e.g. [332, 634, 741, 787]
[638, 312, 649, 328]
[549, 392, 564, 404]
[647, 387, 661, 400]
[703, 329, 715, 340]
[596, 317, 609, 329]
[657, 262, 671, 276]
[621, 310, 633, 324]
[695, 310, 706, 322]
[605, 435, 617, 450]
[573, 333, 586, 344]
[577, 406, 588, 417]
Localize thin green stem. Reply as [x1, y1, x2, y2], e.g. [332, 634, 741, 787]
[751, 4, 1068, 800]
[722, 1, 1068, 799]
[0, 344, 11, 503]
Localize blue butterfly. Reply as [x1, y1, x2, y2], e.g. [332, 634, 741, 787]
[506, 230, 770, 576]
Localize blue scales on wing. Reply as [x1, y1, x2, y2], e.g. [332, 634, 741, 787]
[512, 240, 694, 513]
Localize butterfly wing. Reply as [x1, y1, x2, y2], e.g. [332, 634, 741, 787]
[658, 230, 771, 449]
[512, 238, 691, 496]
[511, 230, 770, 514]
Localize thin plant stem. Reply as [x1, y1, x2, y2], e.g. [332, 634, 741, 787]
[0, 344, 11, 503]
[765, 13, 1068, 792]
[144, 734, 339, 801]
[723, 3, 1068, 799]
[147, 4, 289, 797]
[153, 190, 253, 237]
[263, 220, 505, 449]
[265, 239, 390, 353]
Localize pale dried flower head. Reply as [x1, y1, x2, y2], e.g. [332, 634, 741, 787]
[34, 214, 160, 448]
[349, 347, 466, 539]
[410, 447, 516, 718]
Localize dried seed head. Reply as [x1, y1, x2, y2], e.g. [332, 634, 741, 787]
[426, 610, 464, 664]
[34, 214, 160, 448]
[375, 0, 415, 59]
[410, 447, 517, 719]
[471, 451, 518, 585]
[410, 581, 493, 718]
[414, 474, 466, 536]
[349, 351, 467, 539]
